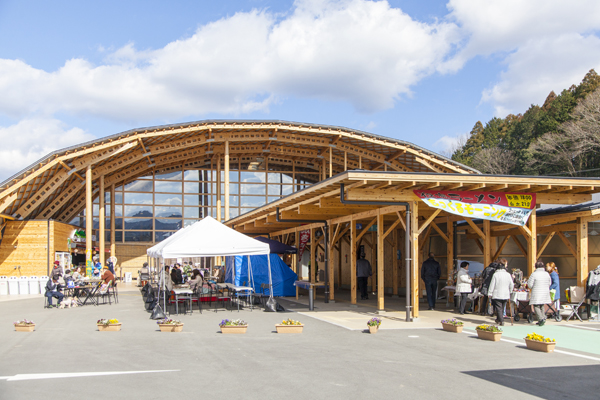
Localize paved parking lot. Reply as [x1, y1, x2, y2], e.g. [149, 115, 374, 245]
[1, 287, 599, 400]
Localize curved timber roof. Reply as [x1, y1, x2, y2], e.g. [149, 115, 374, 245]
[0, 119, 478, 222]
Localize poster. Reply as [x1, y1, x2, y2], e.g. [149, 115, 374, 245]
[414, 190, 536, 226]
[298, 230, 310, 259]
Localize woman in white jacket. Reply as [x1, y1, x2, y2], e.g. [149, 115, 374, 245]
[488, 263, 514, 325]
[456, 261, 472, 315]
[528, 261, 552, 326]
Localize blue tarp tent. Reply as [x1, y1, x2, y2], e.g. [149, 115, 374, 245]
[225, 254, 297, 297]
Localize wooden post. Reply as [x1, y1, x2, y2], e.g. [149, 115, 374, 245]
[224, 140, 230, 221]
[328, 223, 335, 301]
[351, 217, 357, 304]
[371, 230, 376, 296]
[410, 201, 419, 318]
[344, 151, 347, 171]
[483, 219, 491, 267]
[99, 175, 105, 267]
[527, 208, 537, 276]
[85, 165, 93, 274]
[322, 158, 326, 181]
[216, 155, 221, 222]
[310, 227, 316, 284]
[577, 217, 588, 287]
[293, 230, 299, 277]
[377, 212, 384, 311]
[329, 148, 333, 178]
[392, 228, 398, 296]
[110, 184, 116, 266]
[446, 217, 453, 279]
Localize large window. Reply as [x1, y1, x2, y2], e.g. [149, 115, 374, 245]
[84, 166, 319, 244]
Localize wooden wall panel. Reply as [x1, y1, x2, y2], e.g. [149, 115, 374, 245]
[0, 220, 48, 276]
[115, 243, 148, 277]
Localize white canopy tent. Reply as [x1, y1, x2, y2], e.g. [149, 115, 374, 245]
[146, 216, 273, 312]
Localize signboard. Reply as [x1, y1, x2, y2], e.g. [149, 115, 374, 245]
[298, 230, 310, 259]
[414, 190, 536, 226]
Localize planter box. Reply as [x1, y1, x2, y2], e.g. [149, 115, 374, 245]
[220, 325, 248, 334]
[15, 324, 35, 332]
[476, 330, 502, 341]
[368, 325, 379, 334]
[159, 324, 184, 332]
[97, 323, 121, 332]
[442, 323, 463, 333]
[525, 339, 556, 353]
[275, 324, 304, 333]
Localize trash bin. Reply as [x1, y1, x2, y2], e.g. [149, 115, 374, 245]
[8, 276, 19, 295]
[19, 276, 29, 295]
[29, 276, 40, 295]
[0, 276, 8, 295]
[124, 272, 132, 283]
[39, 276, 49, 294]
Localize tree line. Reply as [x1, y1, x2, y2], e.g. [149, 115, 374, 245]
[451, 69, 600, 177]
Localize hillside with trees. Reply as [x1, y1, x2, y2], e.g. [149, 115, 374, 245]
[451, 69, 600, 177]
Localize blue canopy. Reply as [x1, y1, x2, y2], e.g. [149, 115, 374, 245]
[225, 254, 297, 297]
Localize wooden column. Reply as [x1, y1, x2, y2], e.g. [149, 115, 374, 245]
[216, 155, 221, 222]
[328, 223, 335, 301]
[322, 158, 326, 181]
[377, 212, 385, 311]
[371, 231, 376, 295]
[392, 228, 398, 296]
[344, 151, 347, 171]
[483, 219, 491, 267]
[329, 148, 333, 178]
[410, 201, 419, 318]
[293, 230, 299, 277]
[110, 184, 116, 265]
[310, 227, 316, 283]
[85, 165, 93, 274]
[527, 209, 537, 276]
[99, 175, 105, 267]
[446, 218, 454, 279]
[351, 217, 357, 304]
[577, 217, 588, 286]
[224, 141, 230, 221]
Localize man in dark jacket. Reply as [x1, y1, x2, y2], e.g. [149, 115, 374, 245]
[479, 261, 499, 315]
[356, 254, 372, 300]
[45, 276, 64, 308]
[421, 253, 441, 310]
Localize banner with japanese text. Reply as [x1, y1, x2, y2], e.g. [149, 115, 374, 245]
[413, 190, 536, 226]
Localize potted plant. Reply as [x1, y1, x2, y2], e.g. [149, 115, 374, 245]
[525, 333, 556, 353]
[475, 324, 502, 341]
[157, 318, 184, 332]
[367, 317, 382, 334]
[219, 319, 248, 334]
[276, 318, 304, 333]
[441, 319, 464, 333]
[13, 319, 35, 332]
[97, 318, 121, 331]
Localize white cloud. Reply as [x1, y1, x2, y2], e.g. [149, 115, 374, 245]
[0, 0, 461, 121]
[0, 118, 95, 181]
[447, 0, 600, 115]
[433, 133, 468, 156]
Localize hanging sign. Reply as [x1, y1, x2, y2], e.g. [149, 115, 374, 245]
[414, 190, 536, 226]
[298, 230, 310, 259]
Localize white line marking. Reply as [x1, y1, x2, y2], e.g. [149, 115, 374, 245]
[564, 324, 600, 331]
[1, 370, 179, 382]
[463, 329, 600, 362]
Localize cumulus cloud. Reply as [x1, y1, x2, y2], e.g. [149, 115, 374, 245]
[433, 133, 468, 157]
[0, 118, 95, 182]
[0, 0, 460, 122]
[448, 0, 600, 115]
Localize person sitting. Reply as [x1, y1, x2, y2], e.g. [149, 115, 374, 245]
[101, 266, 115, 285]
[107, 260, 115, 276]
[188, 269, 203, 290]
[72, 267, 84, 282]
[51, 261, 62, 279]
[45, 275, 64, 308]
[171, 265, 183, 284]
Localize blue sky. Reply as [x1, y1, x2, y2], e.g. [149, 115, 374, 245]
[1, 0, 599, 181]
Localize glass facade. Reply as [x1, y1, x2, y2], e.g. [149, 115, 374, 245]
[76, 166, 319, 243]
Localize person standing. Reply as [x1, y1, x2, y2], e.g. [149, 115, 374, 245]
[356, 254, 372, 300]
[546, 262, 561, 310]
[487, 262, 514, 325]
[421, 252, 441, 310]
[479, 261, 498, 315]
[528, 261, 552, 326]
[456, 261, 472, 315]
